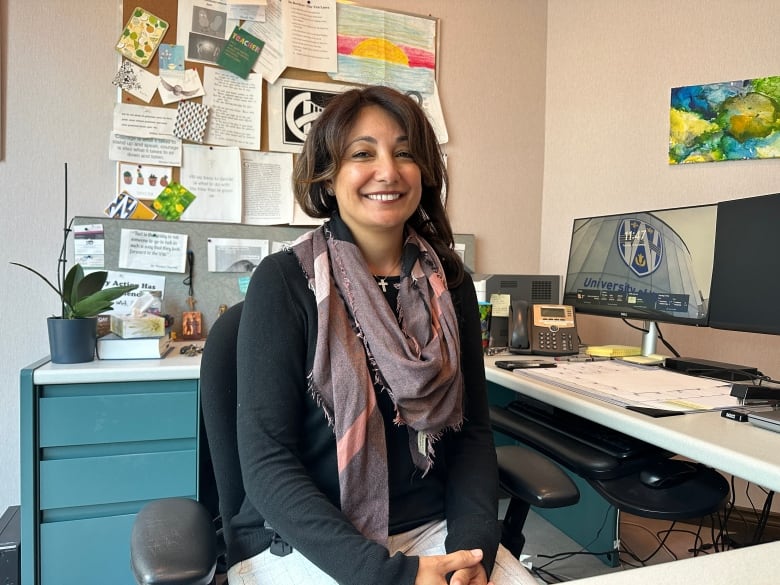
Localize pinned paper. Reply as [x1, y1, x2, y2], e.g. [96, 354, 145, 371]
[158, 43, 185, 73]
[159, 69, 205, 104]
[217, 26, 265, 79]
[116, 8, 169, 67]
[112, 60, 158, 103]
[105, 191, 158, 220]
[152, 182, 197, 221]
[174, 101, 209, 143]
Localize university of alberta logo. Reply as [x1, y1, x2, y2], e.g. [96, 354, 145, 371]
[616, 218, 663, 276]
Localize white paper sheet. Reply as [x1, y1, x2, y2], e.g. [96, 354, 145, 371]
[113, 103, 177, 138]
[202, 67, 263, 150]
[109, 132, 182, 166]
[176, 0, 239, 65]
[241, 150, 294, 224]
[118, 229, 189, 273]
[282, 0, 337, 73]
[179, 144, 243, 222]
[243, 0, 285, 83]
[207, 236, 269, 272]
[102, 271, 167, 315]
[515, 360, 739, 412]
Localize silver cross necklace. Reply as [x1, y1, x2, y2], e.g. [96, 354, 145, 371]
[372, 256, 402, 293]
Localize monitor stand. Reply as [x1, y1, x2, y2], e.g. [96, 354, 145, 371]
[641, 320, 658, 356]
[621, 321, 665, 365]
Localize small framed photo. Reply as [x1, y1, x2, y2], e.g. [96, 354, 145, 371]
[181, 311, 202, 340]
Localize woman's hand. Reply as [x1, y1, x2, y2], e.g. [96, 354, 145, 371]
[415, 549, 493, 585]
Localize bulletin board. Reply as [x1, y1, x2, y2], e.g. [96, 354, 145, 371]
[105, 2, 454, 338]
[75, 215, 475, 338]
[118, 0, 336, 140]
[114, 0, 442, 219]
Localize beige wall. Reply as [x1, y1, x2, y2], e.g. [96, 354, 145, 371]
[542, 0, 780, 381]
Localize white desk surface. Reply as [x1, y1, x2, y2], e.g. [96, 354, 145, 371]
[570, 539, 780, 584]
[31, 341, 203, 385]
[485, 355, 780, 492]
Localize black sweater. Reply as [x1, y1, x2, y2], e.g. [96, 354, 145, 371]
[232, 249, 501, 585]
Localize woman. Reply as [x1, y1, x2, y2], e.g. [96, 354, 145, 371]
[233, 86, 533, 585]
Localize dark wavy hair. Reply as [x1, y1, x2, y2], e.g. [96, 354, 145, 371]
[292, 85, 464, 287]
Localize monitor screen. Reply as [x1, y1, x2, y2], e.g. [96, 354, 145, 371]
[708, 192, 780, 335]
[562, 204, 719, 326]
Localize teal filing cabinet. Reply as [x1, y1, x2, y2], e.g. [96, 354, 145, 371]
[20, 358, 201, 585]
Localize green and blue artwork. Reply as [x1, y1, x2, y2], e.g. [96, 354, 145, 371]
[669, 76, 780, 164]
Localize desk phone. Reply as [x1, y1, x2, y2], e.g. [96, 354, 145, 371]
[508, 301, 579, 356]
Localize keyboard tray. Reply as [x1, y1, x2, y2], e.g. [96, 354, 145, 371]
[506, 398, 653, 460]
[490, 400, 670, 480]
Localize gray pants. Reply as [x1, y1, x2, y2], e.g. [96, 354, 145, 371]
[227, 519, 536, 584]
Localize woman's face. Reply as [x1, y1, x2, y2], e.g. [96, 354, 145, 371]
[331, 105, 422, 242]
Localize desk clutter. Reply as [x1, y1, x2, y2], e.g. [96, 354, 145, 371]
[96, 333, 172, 359]
[505, 358, 738, 413]
[97, 291, 173, 359]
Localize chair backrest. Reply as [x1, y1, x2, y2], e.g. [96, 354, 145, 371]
[199, 301, 248, 557]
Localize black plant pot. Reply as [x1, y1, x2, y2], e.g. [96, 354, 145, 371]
[47, 317, 97, 364]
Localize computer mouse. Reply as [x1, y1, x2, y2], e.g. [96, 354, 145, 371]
[639, 459, 699, 489]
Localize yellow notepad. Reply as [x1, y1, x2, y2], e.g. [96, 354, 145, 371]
[620, 354, 666, 365]
[585, 345, 642, 357]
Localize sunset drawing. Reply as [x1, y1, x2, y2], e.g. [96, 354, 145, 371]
[330, 4, 437, 94]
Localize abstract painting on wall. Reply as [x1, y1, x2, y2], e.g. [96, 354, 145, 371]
[669, 76, 780, 164]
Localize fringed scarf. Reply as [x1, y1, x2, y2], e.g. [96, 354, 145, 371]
[291, 213, 464, 545]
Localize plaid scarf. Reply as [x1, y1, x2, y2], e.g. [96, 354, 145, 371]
[291, 214, 464, 545]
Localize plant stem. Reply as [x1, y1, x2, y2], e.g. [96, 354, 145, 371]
[58, 163, 70, 318]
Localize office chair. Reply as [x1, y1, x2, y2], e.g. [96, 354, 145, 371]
[130, 301, 579, 585]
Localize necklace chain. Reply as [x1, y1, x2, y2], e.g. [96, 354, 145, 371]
[370, 255, 402, 278]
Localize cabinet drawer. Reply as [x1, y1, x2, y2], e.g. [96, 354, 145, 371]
[40, 449, 196, 510]
[40, 383, 197, 447]
[40, 513, 138, 585]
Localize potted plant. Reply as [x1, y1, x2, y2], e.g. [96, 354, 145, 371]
[11, 261, 138, 363]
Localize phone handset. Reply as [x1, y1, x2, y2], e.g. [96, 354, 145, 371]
[508, 299, 532, 353]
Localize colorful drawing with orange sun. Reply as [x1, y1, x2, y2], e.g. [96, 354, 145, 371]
[329, 3, 437, 94]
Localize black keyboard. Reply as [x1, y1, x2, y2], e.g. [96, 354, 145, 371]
[506, 398, 654, 460]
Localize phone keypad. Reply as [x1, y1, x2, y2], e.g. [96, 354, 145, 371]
[536, 330, 575, 353]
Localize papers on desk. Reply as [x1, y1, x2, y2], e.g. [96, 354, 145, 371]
[511, 360, 739, 413]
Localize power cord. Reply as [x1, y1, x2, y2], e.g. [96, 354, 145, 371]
[530, 504, 618, 583]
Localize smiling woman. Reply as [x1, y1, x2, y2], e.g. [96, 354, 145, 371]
[229, 86, 536, 585]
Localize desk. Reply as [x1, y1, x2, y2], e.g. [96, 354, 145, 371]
[571, 540, 780, 584]
[20, 348, 202, 585]
[485, 355, 780, 492]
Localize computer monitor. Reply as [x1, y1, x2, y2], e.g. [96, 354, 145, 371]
[708, 192, 780, 336]
[562, 203, 719, 355]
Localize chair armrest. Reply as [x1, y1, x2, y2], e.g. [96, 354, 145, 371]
[130, 497, 217, 585]
[497, 445, 579, 508]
